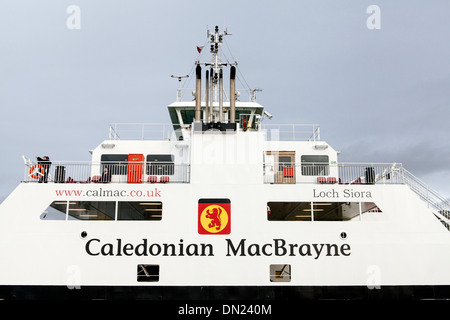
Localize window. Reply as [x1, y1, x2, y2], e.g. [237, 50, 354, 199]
[267, 202, 312, 221]
[146, 154, 174, 175]
[101, 154, 128, 175]
[41, 201, 68, 220]
[42, 200, 164, 221]
[137, 264, 159, 282]
[278, 156, 292, 171]
[270, 264, 291, 282]
[68, 201, 115, 220]
[361, 202, 382, 213]
[180, 110, 195, 126]
[118, 201, 162, 220]
[267, 201, 382, 221]
[301, 155, 329, 176]
[312, 202, 360, 221]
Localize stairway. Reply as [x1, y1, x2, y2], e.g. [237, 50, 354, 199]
[400, 167, 450, 230]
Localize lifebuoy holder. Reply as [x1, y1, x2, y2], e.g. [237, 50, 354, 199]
[29, 164, 44, 179]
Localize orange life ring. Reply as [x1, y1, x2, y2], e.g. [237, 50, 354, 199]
[29, 164, 44, 179]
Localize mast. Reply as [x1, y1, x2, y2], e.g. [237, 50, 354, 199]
[171, 26, 256, 133]
[206, 26, 233, 126]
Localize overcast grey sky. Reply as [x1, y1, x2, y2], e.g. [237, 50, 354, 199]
[1, 0, 450, 201]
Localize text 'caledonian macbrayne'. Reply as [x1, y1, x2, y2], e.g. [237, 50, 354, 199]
[85, 238, 351, 259]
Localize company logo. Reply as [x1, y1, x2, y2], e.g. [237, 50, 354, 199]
[198, 199, 231, 235]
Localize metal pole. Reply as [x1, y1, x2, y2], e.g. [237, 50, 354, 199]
[219, 69, 223, 123]
[195, 64, 202, 122]
[230, 66, 236, 123]
[210, 68, 213, 122]
[205, 69, 209, 123]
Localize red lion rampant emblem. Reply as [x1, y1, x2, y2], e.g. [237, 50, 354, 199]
[205, 207, 222, 230]
[198, 199, 231, 235]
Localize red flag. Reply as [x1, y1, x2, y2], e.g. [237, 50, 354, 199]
[197, 46, 204, 53]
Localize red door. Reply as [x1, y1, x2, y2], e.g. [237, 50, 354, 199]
[127, 154, 144, 183]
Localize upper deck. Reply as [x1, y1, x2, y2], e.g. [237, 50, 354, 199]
[18, 25, 450, 225]
[22, 117, 403, 187]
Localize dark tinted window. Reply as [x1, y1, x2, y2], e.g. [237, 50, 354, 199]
[301, 155, 329, 176]
[68, 201, 115, 220]
[101, 154, 128, 175]
[118, 201, 162, 220]
[146, 154, 174, 175]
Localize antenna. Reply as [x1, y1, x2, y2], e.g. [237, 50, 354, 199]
[207, 25, 231, 81]
[250, 88, 262, 102]
[171, 75, 189, 82]
[171, 75, 189, 101]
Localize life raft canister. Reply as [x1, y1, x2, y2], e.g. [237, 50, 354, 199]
[29, 164, 44, 179]
[243, 116, 248, 132]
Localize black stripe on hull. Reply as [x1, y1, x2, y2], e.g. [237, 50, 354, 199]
[1, 285, 450, 300]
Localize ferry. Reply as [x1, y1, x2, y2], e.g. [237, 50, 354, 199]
[1, 26, 450, 300]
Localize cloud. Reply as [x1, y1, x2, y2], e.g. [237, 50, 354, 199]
[340, 138, 450, 177]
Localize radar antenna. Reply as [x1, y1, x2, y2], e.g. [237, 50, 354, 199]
[250, 88, 262, 102]
[171, 75, 189, 102]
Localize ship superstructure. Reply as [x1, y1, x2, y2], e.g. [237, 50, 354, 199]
[1, 26, 450, 300]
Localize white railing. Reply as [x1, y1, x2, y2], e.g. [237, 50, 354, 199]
[109, 122, 321, 141]
[338, 162, 404, 185]
[109, 123, 184, 140]
[174, 87, 258, 102]
[261, 124, 321, 142]
[263, 162, 403, 185]
[24, 161, 190, 184]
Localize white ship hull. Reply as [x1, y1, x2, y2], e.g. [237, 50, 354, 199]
[1, 181, 449, 299]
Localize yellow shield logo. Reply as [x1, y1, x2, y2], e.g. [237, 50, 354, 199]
[198, 199, 231, 234]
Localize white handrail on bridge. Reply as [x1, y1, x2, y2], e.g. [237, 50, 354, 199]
[108, 123, 321, 141]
